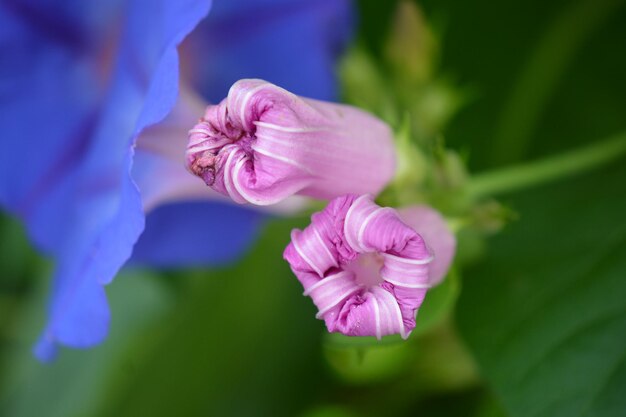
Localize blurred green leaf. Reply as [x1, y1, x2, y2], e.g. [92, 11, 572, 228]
[412, 268, 459, 335]
[301, 405, 359, 417]
[384, 1, 438, 85]
[322, 270, 465, 390]
[457, 161, 626, 417]
[324, 338, 414, 384]
[491, 0, 624, 165]
[354, 0, 399, 58]
[0, 214, 46, 293]
[420, 0, 626, 171]
[97, 218, 328, 417]
[0, 270, 173, 417]
[339, 46, 397, 123]
[410, 387, 508, 417]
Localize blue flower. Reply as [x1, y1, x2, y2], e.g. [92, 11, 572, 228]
[0, 0, 353, 360]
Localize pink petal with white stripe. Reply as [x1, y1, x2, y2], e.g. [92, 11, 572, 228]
[284, 195, 451, 339]
[186, 79, 396, 205]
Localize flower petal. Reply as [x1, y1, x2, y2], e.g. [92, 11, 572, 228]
[186, 80, 396, 205]
[132, 88, 213, 212]
[284, 195, 440, 339]
[0, 0, 211, 360]
[131, 201, 263, 266]
[131, 86, 310, 268]
[181, 0, 353, 102]
[398, 206, 456, 285]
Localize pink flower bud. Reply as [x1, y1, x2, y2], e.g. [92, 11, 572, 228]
[283, 195, 455, 339]
[397, 205, 457, 286]
[186, 79, 396, 205]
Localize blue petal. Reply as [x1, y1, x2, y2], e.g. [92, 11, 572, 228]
[132, 201, 264, 266]
[0, 0, 211, 360]
[181, 0, 354, 102]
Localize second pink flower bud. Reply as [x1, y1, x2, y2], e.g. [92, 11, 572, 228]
[283, 194, 456, 339]
[186, 79, 396, 205]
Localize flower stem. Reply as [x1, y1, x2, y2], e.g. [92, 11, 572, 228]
[468, 132, 626, 199]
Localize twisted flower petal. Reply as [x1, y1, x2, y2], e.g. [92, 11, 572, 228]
[284, 195, 455, 339]
[187, 80, 396, 205]
[180, 0, 353, 103]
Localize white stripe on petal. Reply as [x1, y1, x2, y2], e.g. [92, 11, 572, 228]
[222, 149, 247, 204]
[311, 278, 358, 306]
[370, 294, 382, 340]
[384, 261, 429, 273]
[381, 276, 431, 289]
[357, 207, 393, 252]
[238, 83, 268, 129]
[256, 126, 375, 158]
[380, 265, 430, 288]
[315, 287, 360, 319]
[231, 157, 276, 206]
[303, 270, 351, 296]
[314, 227, 338, 269]
[254, 121, 330, 133]
[186, 143, 215, 154]
[188, 127, 212, 136]
[252, 145, 313, 174]
[383, 253, 434, 265]
[371, 287, 406, 339]
[291, 230, 324, 277]
[344, 195, 371, 252]
[237, 82, 294, 129]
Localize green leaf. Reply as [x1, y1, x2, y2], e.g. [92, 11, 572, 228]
[412, 268, 460, 335]
[321, 270, 461, 385]
[0, 270, 173, 417]
[457, 161, 626, 417]
[96, 218, 329, 417]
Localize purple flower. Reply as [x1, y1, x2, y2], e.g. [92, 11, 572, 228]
[0, 0, 353, 360]
[283, 195, 455, 339]
[186, 79, 396, 205]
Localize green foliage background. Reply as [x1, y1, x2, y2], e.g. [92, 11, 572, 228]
[1, 0, 625, 416]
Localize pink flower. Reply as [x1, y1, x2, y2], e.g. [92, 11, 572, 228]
[283, 195, 456, 339]
[186, 79, 396, 205]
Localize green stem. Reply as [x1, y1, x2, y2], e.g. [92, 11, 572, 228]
[468, 133, 626, 199]
[491, 0, 623, 165]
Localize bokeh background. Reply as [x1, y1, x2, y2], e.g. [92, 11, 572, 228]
[1, 0, 625, 416]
